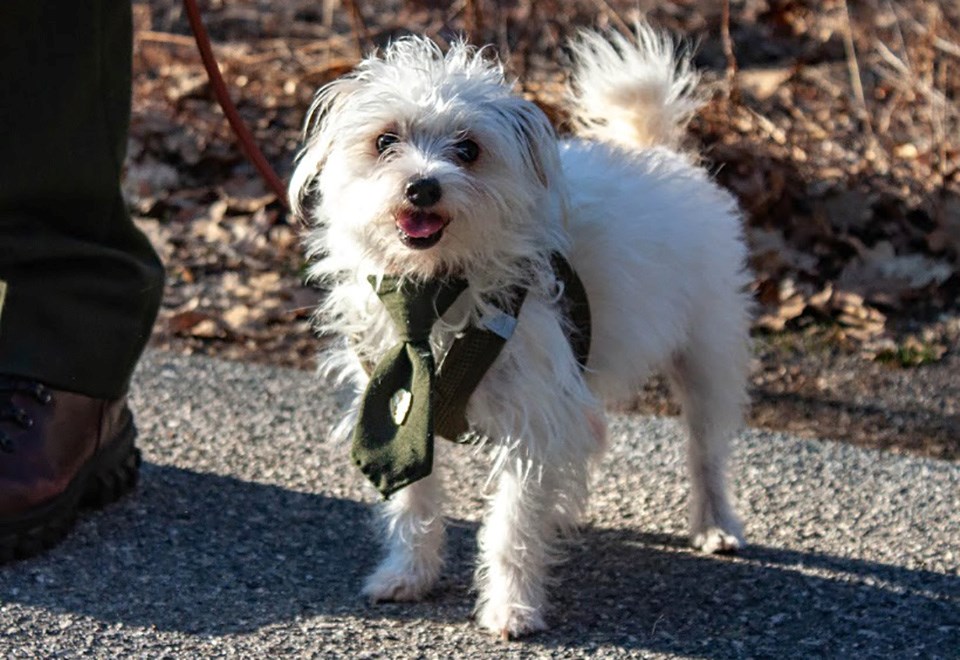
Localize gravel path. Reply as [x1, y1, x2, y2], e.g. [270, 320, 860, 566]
[1, 351, 957, 658]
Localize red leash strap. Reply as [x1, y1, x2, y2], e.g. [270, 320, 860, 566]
[182, 0, 290, 209]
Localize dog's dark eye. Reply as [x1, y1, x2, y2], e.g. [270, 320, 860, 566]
[376, 133, 400, 154]
[454, 139, 480, 163]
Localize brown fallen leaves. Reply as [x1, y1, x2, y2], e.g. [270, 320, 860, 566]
[131, 0, 958, 375]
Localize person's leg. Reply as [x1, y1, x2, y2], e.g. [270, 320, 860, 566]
[0, 0, 163, 395]
[0, 0, 164, 561]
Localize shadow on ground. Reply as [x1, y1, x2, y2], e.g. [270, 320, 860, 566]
[1, 463, 956, 656]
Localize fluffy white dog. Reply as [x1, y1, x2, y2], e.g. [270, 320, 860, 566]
[291, 23, 752, 638]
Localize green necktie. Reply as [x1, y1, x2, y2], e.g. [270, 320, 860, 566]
[351, 275, 468, 497]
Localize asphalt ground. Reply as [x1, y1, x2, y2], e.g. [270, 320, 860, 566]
[1, 351, 957, 658]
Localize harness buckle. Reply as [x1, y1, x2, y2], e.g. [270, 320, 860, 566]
[478, 309, 518, 340]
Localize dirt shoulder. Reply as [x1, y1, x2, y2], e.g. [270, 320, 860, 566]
[634, 328, 960, 460]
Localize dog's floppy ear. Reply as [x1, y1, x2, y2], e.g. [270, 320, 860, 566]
[496, 99, 560, 189]
[288, 77, 362, 220]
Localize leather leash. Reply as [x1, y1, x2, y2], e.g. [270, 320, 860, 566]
[182, 0, 290, 208]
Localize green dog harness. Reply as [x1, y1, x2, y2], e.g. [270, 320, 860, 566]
[350, 255, 590, 497]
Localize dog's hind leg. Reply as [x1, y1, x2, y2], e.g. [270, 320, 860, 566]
[667, 330, 748, 554]
[362, 471, 447, 602]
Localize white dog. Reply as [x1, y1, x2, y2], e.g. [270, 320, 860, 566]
[291, 23, 752, 638]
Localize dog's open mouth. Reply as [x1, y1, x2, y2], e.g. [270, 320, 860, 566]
[395, 210, 448, 250]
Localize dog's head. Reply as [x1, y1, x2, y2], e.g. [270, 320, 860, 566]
[291, 37, 563, 279]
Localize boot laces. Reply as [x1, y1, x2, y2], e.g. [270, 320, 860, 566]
[0, 377, 52, 453]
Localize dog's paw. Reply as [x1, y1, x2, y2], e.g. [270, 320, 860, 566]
[477, 602, 548, 640]
[692, 526, 742, 554]
[691, 497, 745, 554]
[362, 565, 437, 603]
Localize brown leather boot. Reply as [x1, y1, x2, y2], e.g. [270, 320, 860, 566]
[0, 376, 141, 563]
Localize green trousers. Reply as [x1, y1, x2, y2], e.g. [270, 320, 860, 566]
[0, 0, 164, 399]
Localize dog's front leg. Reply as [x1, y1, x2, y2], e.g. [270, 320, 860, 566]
[475, 456, 571, 639]
[362, 471, 446, 602]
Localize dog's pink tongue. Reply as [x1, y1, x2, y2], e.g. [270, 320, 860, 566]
[397, 211, 445, 238]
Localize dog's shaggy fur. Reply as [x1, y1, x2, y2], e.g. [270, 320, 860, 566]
[291, 23, 752, 638]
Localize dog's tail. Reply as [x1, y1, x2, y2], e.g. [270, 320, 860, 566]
[567, 22, 706, 152]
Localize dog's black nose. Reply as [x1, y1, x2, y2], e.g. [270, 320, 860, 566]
[405, 178, 442, 208]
